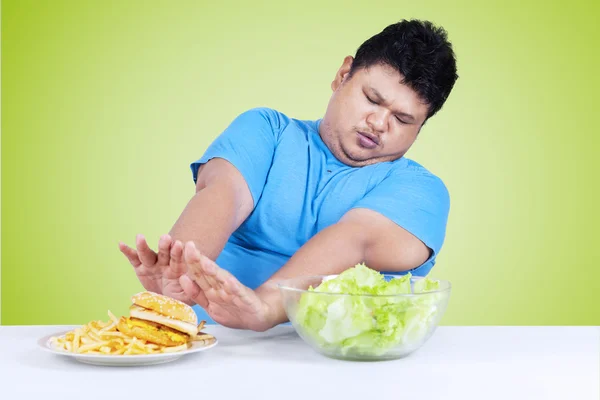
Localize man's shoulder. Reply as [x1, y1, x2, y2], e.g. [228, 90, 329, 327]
[385, 158, 450, 199]
[402, 158, 436, 175]
[236, 107, 319, 135]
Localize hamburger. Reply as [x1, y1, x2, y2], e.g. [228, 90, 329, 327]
[117, 291, 200, 347]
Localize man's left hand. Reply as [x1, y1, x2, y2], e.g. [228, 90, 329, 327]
[179, 241, 280, 332]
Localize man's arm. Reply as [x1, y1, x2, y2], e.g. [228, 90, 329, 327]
[257, 207, 430, 325]
[177, 207, 431, 330]
[169, 157, 254, 260]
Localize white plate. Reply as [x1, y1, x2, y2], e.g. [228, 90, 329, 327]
[38, 330, 218, 366]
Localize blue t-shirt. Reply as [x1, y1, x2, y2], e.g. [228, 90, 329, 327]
[189, 107, 450, 322]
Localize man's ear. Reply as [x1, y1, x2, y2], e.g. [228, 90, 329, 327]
[331, 56, 354, 91]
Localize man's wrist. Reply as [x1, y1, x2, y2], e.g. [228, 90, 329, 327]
[256, 281, 288, 329]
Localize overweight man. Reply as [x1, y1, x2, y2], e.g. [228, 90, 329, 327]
[119, 19, 459, 331]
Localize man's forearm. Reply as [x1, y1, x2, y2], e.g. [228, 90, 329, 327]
[263, 222, 367, 281]
[256, 221, 368, 325]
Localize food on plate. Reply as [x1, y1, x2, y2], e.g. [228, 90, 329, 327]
[49, 292, 215, 355]
[294, 263, 443, 357]
[118, 291, 201, 347]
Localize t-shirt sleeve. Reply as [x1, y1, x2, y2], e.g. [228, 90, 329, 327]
[350, 168, 450, 272]
[190, 107, 283, 207]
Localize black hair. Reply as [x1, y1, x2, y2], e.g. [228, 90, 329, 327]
[349, 19, 459, 120]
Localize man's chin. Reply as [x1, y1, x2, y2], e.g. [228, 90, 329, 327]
[339, 145, 403, 167]
[338, 147, 376, 167]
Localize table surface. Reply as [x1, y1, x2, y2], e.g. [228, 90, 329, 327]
[0, 325, 598, 399]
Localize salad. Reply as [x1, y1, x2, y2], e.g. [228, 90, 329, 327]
[294, 263, 444, 357]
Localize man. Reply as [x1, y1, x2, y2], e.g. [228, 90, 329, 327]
[119, 19, 458, 331]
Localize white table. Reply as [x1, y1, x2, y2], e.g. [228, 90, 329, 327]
[0, 325, 598, 399]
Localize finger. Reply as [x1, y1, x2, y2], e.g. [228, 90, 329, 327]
[119, 242, 142, 267]
[183, 242, 220, 287]
[180, 275, 209, 309]
[196, 247, 221, 289]
[156, 235, 172, 266]
[136, 234, 158, 266]
[169, 240, 187, 276]
[196, 251, 242, 303]
[214, 267, 240, 295]
[184, 241, 214, 292]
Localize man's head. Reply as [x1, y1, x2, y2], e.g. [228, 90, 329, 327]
[320, 19, 458, 167]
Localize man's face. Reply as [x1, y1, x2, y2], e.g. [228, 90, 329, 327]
[320, 56, 430, 167]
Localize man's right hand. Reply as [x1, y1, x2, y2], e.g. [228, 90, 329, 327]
[119, 234, 194, 305]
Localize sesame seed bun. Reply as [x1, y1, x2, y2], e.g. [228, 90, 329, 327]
[131, 291, 198, 326]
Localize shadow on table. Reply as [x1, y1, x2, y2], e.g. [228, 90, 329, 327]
[208, 327, 339, 363]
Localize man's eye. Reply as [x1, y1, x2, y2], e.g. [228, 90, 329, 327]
[365, 95, 377, 104]
[396, 116, 407, 124]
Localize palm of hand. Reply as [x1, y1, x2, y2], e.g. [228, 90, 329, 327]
[179, 241, 274, 332]
[201, 284, 269, 331]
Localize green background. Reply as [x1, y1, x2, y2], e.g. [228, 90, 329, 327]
[2, 0, 599, 325]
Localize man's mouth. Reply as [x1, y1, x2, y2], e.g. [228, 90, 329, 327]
[357, 131, 379, 149]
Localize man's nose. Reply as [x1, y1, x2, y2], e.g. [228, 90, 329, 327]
[367, 110, 387, 133]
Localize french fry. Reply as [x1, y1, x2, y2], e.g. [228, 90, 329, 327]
[87, 330, 102, 342]
[80, 336, 93, 345]
[99, 331, 125, 338]
[108, 310, 119, 325]
[100, 321, 116, 333]
[77, 341, 110, 353]
[113, 347, 127, 355]
[73, 330, 80, 352]
[193, 333, 214, 341]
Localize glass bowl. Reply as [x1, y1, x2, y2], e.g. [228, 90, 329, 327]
[277, 274, 451, 361]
